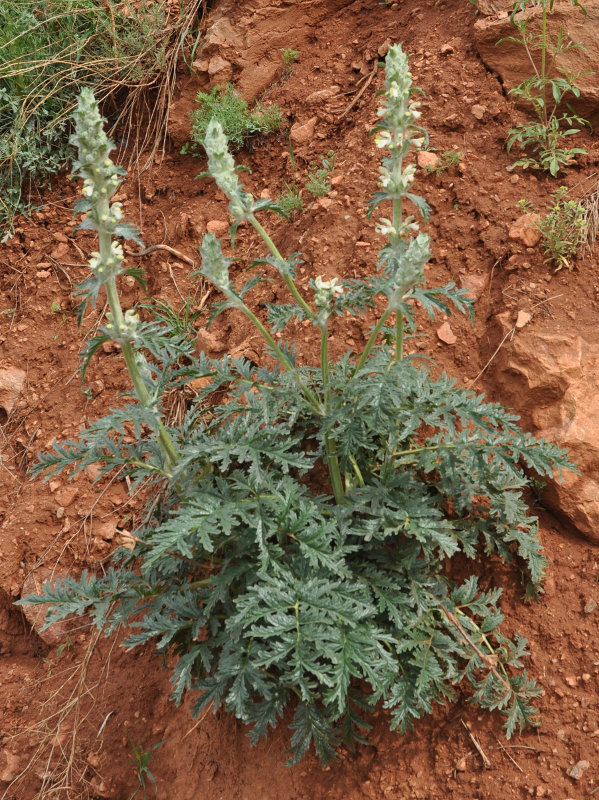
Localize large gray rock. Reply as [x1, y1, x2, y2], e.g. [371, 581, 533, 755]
[493, 312, 599, 542]
[474, 1, 599, 125]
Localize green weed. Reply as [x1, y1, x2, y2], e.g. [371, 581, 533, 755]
[126, 727, 162, 800]
[22, 51, 573, 766]
[501, 0, 589, 176]
[185, 83, 283, 153]
[521, 186, 586, 270]
[305, 151, 336, 198]
[424, 149, 463, 175]
[276, 142, 303, 217]
[281, 48, 300, 79]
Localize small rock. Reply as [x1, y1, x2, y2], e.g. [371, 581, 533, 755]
[0, 367, 26, 416]
[584, 599, 597, 614]
[565, 675, 578, 688]
[440, 43, 455, 55]
[95, 521, 117, 541]
[101, 341, 120, 354]
[36, 269, 51, 278]
[417, 151, 440, 170]
[0, 749, 20, 784]
[437, 322, 457, 345]
[471, 104, 487, 120]
[88, 776, 111, 798]
[455, 756, 468, 771]
[206, 219, 228, 235]
[55, 486, 78, 508]
[536, 786, 547, 798]
[459, 272, 488, 301]
[378, 41, 390, 57]
[443, 113, 463, 130]
[208, 55, 232, 81]
[89, 379, 104, 397]
[508, 214, 541, 247]
[306, 86, 341, 104]
[317, 197, 333, 210]
[197, 328, 227, 354]
[290, 117, 317, 145]
[515, 310, 532, 329]
[53, 232, 69, 244]
[569, 759, 590, 780]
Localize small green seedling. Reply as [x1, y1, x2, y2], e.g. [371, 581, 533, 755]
[424, 150, 463, 175]
[126, 728, 162, 800]
[277, 142, 303, 217]
[305, 151, 336, 197]
[281, 48, 300, 79]
[51, 299, 67, 324]
[184, 83, 283, 153]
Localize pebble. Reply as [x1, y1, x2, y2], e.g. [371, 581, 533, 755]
[440, 43, 454, 55]
[55, 486, 78, 508]
[436, 321, 457, 345]
[417, 151, 440, 170]
[0, 366, 26, 416]
[0, 749, 21, 783]
[508, 214, 541, 247]
[290, 116, 317, 145]
[471, 104, 487, 120]
[569, 760, 590, 780]
[206, 219, 228, 235]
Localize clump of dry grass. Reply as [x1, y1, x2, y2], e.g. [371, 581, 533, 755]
[0, 0, 208, 231]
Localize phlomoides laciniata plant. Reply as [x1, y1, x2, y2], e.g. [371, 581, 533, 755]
[21, 46, 572, 765]
[502, 0, 589, 176]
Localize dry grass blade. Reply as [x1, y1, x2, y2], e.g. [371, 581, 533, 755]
[0, 0, 210, 222]
[1, 626, 119, 800]
[581, 178, 599, 258]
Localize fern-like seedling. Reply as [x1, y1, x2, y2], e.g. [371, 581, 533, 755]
[20, 47, 573, 766]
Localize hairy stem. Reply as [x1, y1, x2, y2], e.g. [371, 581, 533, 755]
[98, 209, 179, 472]
[353, 307, 393, 374]
[234, 296, 322, 414]
[320, 320, 345, 503]
[249, 214, 316, 321]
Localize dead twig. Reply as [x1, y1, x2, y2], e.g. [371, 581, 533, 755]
[493, 733, 523, 772]
[126, 243, 195, 268]
[461, 720, 491, 769]
[338, 63, 378, 120]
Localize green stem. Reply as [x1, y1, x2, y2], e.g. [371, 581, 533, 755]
[390, 100, 406, 363]
[320, 319, 344, 504]
[395, 313, 404, 362]
[98, 217, 179, 473]
[249, 214, 316, 321]
[353, 307, 393, 374]
[233, 295, 322, 414]
[541, 2, 548, 129]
